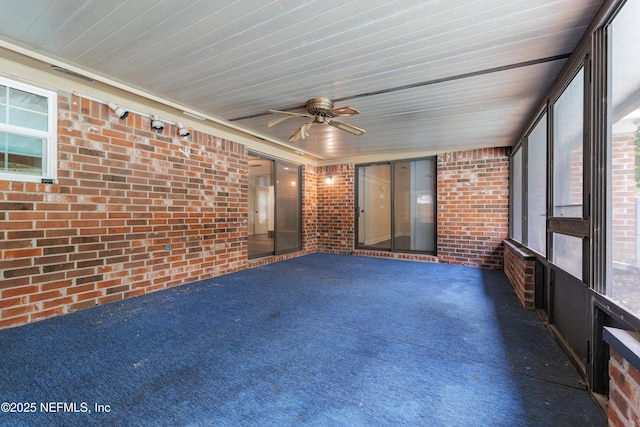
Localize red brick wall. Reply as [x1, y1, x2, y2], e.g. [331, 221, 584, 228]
[0, 93, 249, 329]
[503, 240, 535, 308]
[302, 164, 318, 254]
[437, 148, 510, 269]
[609, 347, 640, 427]
[317, 164, 355, 254]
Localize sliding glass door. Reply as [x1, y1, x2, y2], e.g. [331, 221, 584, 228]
[394, 160, 436, 252]
[248, 153, 301, 259]
[357, 158, 436, 253]
[357, 164, 391, 249]
[275, 161, 301, 253]
[248, 155, 275, 258]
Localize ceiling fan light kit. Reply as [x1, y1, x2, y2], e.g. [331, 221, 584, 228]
[265, 97, 365, 142]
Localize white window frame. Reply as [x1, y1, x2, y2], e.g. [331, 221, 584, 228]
[0, 76, 57, 183]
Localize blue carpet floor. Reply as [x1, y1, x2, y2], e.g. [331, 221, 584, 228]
[0, 254, 605, 426]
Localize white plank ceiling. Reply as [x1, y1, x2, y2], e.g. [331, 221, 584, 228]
[0, 0, 603, 162]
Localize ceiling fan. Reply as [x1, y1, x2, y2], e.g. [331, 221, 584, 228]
[265, 97, 366, 141]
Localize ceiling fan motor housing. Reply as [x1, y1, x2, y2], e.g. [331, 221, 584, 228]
[306, 97, 334, 116]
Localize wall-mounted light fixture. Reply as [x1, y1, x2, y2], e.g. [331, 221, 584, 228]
[179, 146, 191, 158]
[177, 122, 190, 137]
[151, 114, 164, 131]
[325, 174, 334, 185]
[108, 102, 129, 120]
[72, 92, 321, 160]
[73, 92, 149, 120]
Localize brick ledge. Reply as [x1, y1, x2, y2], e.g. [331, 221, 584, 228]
[604, 327, 640, 372]
[504, 239, 537, 260]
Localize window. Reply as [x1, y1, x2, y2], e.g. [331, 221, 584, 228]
[553, 234, 583, 279]
[608, 0, 640, 314]
[527, 114, 547, 255]
[551, 68, 585, 280]
[248, 153, 301, 258]
[510, 114, 547, 254]
[511, 147, 523, 243]
[357, 158, 436, 253]
[553, 69, 584, 218]
[0, 76, 57, 182]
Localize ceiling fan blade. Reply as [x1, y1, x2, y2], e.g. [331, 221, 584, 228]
[301, 122, 313, 138]
[327, 119, 366, 136]
[267, 115, 296, 127]
[289, 122, 314, 141]
[265, 109, 300, 115]
[289, 127, 304, 142]
[265, 109, 313, 127]
[331, 106, 360, 116]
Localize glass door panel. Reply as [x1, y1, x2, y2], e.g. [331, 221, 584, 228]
[393, 159, 435, 252]
[275, 161, 301, 253]
[248, 155, 274, 258]
[358, 164, 391, 249]
[551, 68, 584, 279]
[553, 69, 584, 218]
